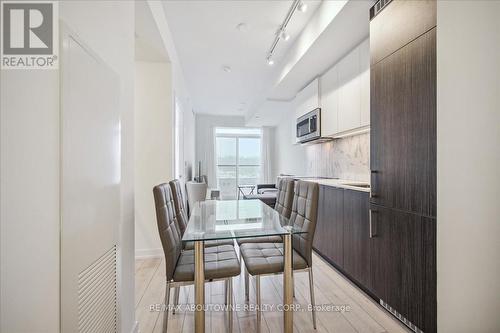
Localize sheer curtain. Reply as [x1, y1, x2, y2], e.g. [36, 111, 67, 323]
[204, 126, 216, 188]
[260, 126, 273, 183]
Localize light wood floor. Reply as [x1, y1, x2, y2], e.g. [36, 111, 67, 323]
[135, 251, 410, 333]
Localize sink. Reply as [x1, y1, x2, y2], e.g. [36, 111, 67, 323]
[341, 183, 370, 188]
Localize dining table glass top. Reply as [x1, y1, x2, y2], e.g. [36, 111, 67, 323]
[182, 199, 305, 242]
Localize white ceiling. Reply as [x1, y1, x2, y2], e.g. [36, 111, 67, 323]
[161, 0, 321, 116]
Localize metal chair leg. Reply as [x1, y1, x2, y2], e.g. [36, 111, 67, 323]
[256, 275, 261, 332]
[163, 282, 171, 333]
[308, 267, 317, 329]
[172, 286, 180, 315]
[224, 279, 228, 305]
[228, 278, 233, 332]
[244, 266, 250, 302]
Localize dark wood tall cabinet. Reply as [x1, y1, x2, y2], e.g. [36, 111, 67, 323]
[370, 205, 436, 332]
[370, 0, 437, 332]
[370, 30, 436, 217]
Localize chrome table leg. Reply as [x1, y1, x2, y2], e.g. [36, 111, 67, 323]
[283, 233, 293, 332]
[194, 240, 205, 333]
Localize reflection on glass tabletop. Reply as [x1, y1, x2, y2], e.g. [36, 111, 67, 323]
[182, 199, 306, 242]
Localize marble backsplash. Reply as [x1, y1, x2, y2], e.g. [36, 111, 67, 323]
[304, 132, 370, 182]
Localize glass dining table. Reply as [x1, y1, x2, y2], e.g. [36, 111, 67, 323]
[183, 199, 305, 333]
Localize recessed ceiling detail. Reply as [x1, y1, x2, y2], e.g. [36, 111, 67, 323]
[161, 0, 320, 116]
[236, 22, 248, 32]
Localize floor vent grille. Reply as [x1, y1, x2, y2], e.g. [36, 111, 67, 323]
[380, 299, 423, 333]
[77, 245, 117, 333]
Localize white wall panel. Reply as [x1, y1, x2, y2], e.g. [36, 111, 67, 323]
[134, 61, 173, 258]
[60, 28, 120, 332]
[0, 61, 60, 333]
[437, 1, 500, 331]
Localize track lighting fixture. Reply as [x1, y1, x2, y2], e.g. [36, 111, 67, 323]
[265, 0, 306, 66]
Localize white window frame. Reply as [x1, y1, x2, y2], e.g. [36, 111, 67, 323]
[215, 128, 262, 196]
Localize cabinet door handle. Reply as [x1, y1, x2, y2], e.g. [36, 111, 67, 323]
[370, 170, 377, 198]
[369, 209, 377, 238]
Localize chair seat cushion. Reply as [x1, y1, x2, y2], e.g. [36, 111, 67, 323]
[173, 245, 241, 282]
[240, 242, 308, 276]
[184, 238, 234, 250]
[236, 235, 282, 246]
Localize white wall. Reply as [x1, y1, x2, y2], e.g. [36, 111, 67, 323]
[147, 0, 196, 184]
[195, 114, 245, 187]
[437, 1, 500, 332]
[273, 112, 308, 178]
[134, 61, 173, 258]
[0, 2, 136, 332]
[1, 69, 60, 333]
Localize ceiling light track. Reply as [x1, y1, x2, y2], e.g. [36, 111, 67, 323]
[266, 0, 306, 65]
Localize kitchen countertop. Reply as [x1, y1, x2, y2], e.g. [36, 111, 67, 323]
[300, 178, 371, 193]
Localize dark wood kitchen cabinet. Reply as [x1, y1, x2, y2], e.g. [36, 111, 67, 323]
[342, 190, 371, 289]
[370, 204, 436, 333]
[370, 0, 437, 331]
[370, 0, 436, 65]
[370, 27, 436, 217]
[314, 185, 344, 267]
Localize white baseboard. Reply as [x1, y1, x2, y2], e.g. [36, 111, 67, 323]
[130, 321, 139, 333]
[135, 248, 163, 259]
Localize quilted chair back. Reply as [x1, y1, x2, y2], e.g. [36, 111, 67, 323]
[153, 183, 183, 281]
[288, 181, 319, 267]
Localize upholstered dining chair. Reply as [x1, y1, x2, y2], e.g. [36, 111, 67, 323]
[239, 180, 319, 330]
[169, 179, 234, 250]
[169, 179, 236, 311]
[236, 178, 295, 247]
[153, 183, 241, 332]
[236, 178, 295, 300]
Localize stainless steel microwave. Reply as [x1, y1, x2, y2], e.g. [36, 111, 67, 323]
[296, 108, 321, 143]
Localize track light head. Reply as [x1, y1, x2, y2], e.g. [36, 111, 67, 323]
[279, 29, 290, 41]
[297, 2, 308, 12]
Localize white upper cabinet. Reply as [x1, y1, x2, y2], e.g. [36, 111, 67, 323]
[295, 78, 319, 119]
[319, 38, 370, 137]
[359, 39, 370, 127]
[338, 45, 361, 133]
[320, 65, 339, 135]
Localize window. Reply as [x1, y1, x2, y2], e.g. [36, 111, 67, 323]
[215, 127, 261, 199]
